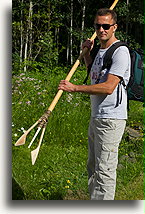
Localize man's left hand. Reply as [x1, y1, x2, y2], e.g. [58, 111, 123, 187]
[58, 80, 77, 92]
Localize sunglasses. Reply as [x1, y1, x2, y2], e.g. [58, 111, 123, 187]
[94, 23, 115, 30]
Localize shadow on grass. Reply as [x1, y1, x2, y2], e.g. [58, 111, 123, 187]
[12, 177, 25, 200]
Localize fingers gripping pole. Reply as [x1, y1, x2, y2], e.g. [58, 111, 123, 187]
[48, 61, 80, 112]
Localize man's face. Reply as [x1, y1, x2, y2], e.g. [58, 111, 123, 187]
[94, 15, 117, 42]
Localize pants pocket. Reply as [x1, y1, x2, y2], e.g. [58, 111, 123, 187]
[99, 145, 118, 173]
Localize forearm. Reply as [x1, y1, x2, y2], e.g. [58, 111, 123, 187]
[58, 80, 112, 95]
[75, 82, 113, 95]
[58, 74, 121, 95]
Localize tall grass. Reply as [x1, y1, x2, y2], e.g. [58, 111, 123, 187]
[12, 67, 144, 200]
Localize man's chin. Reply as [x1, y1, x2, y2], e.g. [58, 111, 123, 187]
[100, 35, 107, 40]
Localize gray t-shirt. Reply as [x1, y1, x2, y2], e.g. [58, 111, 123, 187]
[90, 41, 131, 119]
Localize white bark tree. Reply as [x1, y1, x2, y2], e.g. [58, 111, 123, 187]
[29, 1, 33, 60]
[70, 0, 73, 65]
[20, 0, 23, 68]
[24, 0, 33, 72]
[80, 0, 86, 53]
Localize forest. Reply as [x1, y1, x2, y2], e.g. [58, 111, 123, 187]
[12, 0, 144, 200]
[12, 0, 144, 73]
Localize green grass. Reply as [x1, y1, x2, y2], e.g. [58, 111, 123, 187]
[12, 67, 144, 200]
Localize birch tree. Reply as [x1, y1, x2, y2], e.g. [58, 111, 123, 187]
[24, 0, 33, 72]
[29, 1, 33, 60]
[20, 0, 23, 68]
[70, 0, 73, 65]
[79, 0, 86, 53]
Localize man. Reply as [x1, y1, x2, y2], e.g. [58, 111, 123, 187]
[58, 8, 130, 200]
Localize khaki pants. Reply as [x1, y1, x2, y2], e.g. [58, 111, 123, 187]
[87, 118, 126, 200]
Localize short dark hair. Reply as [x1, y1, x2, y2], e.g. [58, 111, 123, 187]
[95, 8, 117, 23]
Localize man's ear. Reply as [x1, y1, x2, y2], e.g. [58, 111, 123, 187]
[113, 24, 118, 32]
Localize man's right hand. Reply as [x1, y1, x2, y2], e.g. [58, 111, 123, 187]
[82, 39, 94, 67]
[82, 39, 94, 51]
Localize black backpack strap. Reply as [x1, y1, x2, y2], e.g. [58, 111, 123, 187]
[83, 64, 92, 84]
[83, 45, 100, 85]
[102, 41, 128, 70]
[138, 52, 144, 86]
[83, 41, 128, 85]
[103, 41, 128, 108]
[115, 83, 123, 108]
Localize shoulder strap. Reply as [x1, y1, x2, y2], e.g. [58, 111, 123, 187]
[103, 41, 128, 108]
[102, 41, 128, 70]
[83, 45, 100, 85]
[83, 41, 128, 85]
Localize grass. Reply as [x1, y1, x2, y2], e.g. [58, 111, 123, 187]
[12, 67, 144, 200]
[115, 173, 144, 200]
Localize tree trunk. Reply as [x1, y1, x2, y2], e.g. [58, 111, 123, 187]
[70, 0, 73, 65]
[29, 1, 33, 60]
[48, 1, 51, 31]
[20, 0, 23, 69]
[24, 33, 28, 72]
[80, 1, 86, 53]
[55, 27, 59, 64]
[67, 35, 69, 64]
[24, 0, 32, 72]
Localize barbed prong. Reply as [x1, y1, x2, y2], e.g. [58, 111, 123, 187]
[15, 121, 39, 146]
[31, 127, 46, 165]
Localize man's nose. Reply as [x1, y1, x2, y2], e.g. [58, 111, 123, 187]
[99, 26, 105, 31]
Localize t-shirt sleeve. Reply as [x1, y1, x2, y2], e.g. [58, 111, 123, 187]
[109, 46, 131, 79]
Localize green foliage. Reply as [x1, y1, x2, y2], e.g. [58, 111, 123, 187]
[38, 31, 59, 69]
[116, 31, 142, 49]
[115, 2, 129, 17]
[12, 53, 21, 75]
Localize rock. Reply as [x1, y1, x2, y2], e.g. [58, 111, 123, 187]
[129, 152, 136, 158]
[125, 127, 142, 138]
[117, 164, 124, 170]
[128, 157, 136, 163]
[119, 154, 129, 162]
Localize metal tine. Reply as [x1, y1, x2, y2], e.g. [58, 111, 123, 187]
[31, 127, 46, 165]
[28, 127, 41, 148]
